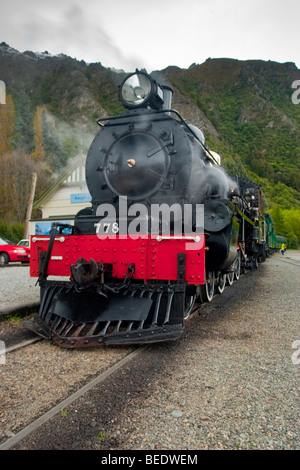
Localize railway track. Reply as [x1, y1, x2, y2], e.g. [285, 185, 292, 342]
[0, 299, 205, 451]
[276, 256, 300, 268]
[0, 342, 146, 450]
[0, 304, 202, 452]
[0, 275, 232, 452]
[1, 252, 299, 450]
[0, 311, 146, 450]
[4, 337, 43, 354]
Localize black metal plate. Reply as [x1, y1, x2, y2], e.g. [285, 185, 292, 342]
[49, 290, 153, 323]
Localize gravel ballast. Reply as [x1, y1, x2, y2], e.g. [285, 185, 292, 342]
[0, 252, 299, 450]
[0, 265, 40, 315]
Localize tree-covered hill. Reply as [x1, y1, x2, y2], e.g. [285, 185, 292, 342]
[0, 44, 299, 245]
[165, 59, 300, 203]
[163, 59, 300, 246]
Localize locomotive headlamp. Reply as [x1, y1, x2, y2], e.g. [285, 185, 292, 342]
[119, 71, 164, 110]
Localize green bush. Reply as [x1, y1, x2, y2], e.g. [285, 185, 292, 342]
[270, 206, 300, 248]
[0, 220, 25, 244]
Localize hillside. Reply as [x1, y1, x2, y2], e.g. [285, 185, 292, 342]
[165, 59, 300, 201]
[0, 43, 299, 245]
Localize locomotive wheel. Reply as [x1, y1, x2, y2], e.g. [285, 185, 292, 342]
[217, 273, 227, 294]
[240, 258, 246, 274]
[199, 271, 215, 303]
[251, 256, 259, 269]
[234, 253, 241, 280]
[184, 294, 196, 320]
[259, 248, 266, 262]
[227, 270, 234, 285]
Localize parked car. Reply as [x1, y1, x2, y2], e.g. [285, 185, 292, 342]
[17, 239, 30, 247]
[0, 237, 30, 265]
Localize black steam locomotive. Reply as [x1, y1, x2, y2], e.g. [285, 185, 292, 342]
[28, 71, 269, 348]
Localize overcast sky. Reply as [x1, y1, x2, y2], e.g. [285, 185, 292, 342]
[0, 0, 299, 72]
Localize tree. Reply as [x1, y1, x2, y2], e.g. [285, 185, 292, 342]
[270, 205, 284, 235]
[12, 88, 35, 154]
[0, 147, 50, 222]
[270, 205, 300, 248]
[31, 106, 45, 161]
[0, 94, 15, 153]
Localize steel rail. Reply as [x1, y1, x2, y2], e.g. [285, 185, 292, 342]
[0, 345, 147, 450]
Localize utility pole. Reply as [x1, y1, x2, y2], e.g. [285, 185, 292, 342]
[24, 172, 37, 239]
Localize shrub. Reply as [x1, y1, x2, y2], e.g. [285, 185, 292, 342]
[0, 220, 25, 243]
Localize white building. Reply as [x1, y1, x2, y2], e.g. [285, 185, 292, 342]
[30, 156, 91, 236]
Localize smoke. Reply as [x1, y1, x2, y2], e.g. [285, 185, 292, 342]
[13, 2, 149, 71]
[187, 163, 238, 202]
[41, 108, 96, 177]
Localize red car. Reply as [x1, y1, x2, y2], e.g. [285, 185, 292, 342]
[0, 237, 30, 265]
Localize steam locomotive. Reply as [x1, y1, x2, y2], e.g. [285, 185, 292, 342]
[28, 71, 271, 348]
